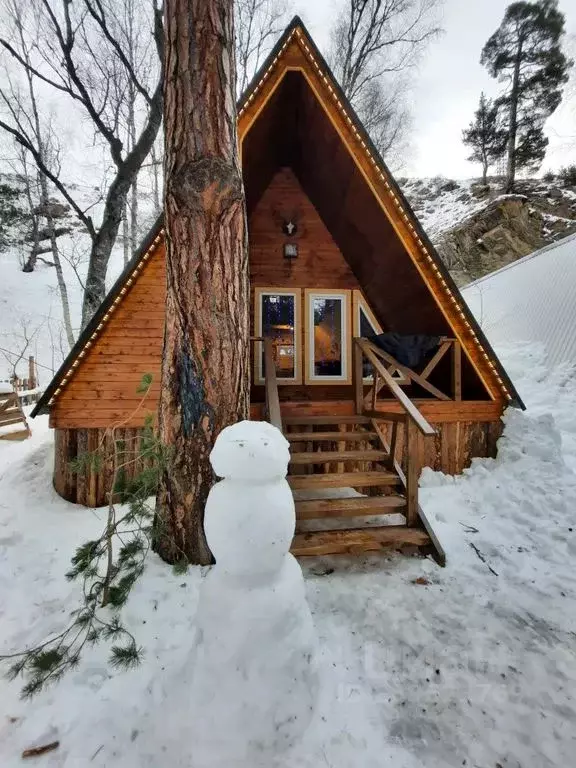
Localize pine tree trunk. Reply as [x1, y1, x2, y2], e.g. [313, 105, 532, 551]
[154, 0, 249, 565]
[505, 42, 523, 193]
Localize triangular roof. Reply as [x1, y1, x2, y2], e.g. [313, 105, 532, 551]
[33, 16, 523, 416]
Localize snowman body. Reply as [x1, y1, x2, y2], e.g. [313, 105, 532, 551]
[189, 421, 318, 768]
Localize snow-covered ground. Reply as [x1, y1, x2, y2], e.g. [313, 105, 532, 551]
[0, 341, 575, 766]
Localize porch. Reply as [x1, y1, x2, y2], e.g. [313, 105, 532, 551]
[250, 336, 504, 564]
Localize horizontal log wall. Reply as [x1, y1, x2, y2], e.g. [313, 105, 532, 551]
[54, 416, 503, 507]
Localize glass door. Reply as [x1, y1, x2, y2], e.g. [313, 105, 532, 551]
[254, 288, 301, 384]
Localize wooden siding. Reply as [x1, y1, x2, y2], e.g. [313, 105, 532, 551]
[249, 167, 361, 290]
[238, 33, 510, 404]
[50, 246, 166, 429]
[54, 414, 502, 506]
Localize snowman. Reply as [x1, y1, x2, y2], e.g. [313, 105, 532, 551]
[188, 420, 319, 768]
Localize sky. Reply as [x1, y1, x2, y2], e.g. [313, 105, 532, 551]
[295, 0, 576, 178]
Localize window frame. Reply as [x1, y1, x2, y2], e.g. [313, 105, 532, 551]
[254, 287, 302, 385]
[353, 290, 383, 339]
[304, 289, 352, 385]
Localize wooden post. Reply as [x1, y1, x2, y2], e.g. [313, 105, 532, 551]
[28, 356, 36, 390]
[371, 373, 379, 412]
[405, 417, 419, 527]
[353, 340, 364, 415]
[453, 341, 462, 401]
[388, 421, 398, 469]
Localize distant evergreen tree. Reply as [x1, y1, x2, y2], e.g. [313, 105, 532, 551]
[462, 93, 507, 185]
[481, 0, 572, 192]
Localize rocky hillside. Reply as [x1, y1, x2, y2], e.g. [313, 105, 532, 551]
[401, 176, 576, 286]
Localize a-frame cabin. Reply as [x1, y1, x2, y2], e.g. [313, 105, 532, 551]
[32, 18, 523, 561]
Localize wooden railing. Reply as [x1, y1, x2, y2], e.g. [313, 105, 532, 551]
[251, 337, 282, 432]
[360, 336, 462, 401]
[353, 337, 436, 526]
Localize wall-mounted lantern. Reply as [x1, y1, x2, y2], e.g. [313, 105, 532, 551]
[283, 242, 298, 259]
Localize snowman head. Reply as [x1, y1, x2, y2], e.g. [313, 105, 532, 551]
[210, 420, 290, 481]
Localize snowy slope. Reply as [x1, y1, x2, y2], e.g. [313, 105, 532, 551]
[463, 232, 576, 369]
[0, 340, 575, 767]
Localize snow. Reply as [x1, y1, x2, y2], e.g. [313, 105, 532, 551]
[1, 349, 576, 767]
[0, 421, 28, 437]
[462, 232, 576, 369]
[401, 177, 489, 239]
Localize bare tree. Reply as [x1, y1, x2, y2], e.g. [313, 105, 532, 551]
[0, 317, 42, 381]
[0, 0, 163, 329]
[235, 0, 289, 95]
[0, 0, 75, 348]
[149, 136, 162, 214]
[329, 0, 441, 165]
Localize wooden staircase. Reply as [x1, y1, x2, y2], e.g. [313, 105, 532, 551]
[252, 335, 445, 565]
[284, 413, 438, 559]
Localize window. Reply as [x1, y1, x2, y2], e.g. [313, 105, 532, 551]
[304, 290, 351, 384]
[353, 290, 382, 339]
[352, 290, 406, 384]
[255, 288, 301, 384]
[353, 291, 383, 382]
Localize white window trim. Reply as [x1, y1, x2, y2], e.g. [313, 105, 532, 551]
[304, 289, 352, 385]
[353, 290, 383, 340]
[254, 287, 301, 385]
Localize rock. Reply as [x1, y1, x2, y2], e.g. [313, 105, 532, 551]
[436, 194, 576, 284]
[32, 200, 70, 219]
[548, 187, 563, 199]
[440, 179, 459, 193]
[24, 226, 71, 243]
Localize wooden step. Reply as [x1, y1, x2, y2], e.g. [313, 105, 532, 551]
[295, 495, 406, 519]
[288, 471, 400, 490]
[283, 415, 371, 426]
[286, 430, 378, 442]
[290, 449, 388, 465]
[291, 526, 431, 556]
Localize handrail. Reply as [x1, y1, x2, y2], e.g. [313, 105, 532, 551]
[251, 336, 282, 432]
[355, 338, 435, 436]
[263, 338, 282, 432]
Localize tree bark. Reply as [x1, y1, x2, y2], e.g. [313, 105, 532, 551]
[154, 0, 249, 565]
[505, 39, 523, 193]
[81, 80, 163, 327]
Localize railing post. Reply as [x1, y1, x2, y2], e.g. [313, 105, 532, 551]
[388, 420, 398, 470]
[453, 341, 462, 401]
[28, 356, 36, 390]
[353, 339, 364, 415]
[262, 338, 282, 432]
[405, 416, 419, 526]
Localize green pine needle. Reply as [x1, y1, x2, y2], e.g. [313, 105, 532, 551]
[109, 643, 143, 670]
[30, 649, 65, 673]
[137, 373, 153, 394]
[172, 558, 188, 575]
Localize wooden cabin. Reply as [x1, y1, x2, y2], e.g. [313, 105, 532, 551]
[32, 18, 523, 562]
